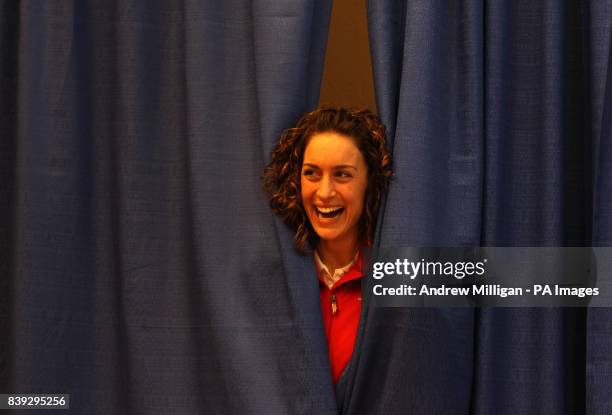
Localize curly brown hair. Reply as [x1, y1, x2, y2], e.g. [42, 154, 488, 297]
[263, 106, 393, 253]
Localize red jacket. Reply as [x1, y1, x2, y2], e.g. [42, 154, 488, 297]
[317, 254, 363, 385]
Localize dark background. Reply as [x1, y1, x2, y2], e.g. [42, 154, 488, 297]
[319, 0, 376, 111]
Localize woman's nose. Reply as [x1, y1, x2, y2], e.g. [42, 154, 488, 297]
[317, 176, 336, 199]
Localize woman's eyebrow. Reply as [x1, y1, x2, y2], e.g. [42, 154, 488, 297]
[334, 164, 358, 170]
[302, 163, 358, 171]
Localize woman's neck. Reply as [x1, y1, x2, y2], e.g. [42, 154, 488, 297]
[317, 235, 359, 275]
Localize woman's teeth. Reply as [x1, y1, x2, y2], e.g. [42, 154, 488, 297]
[316, 207, 344, 218]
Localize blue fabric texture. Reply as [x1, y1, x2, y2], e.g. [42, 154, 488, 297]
[353, 1, 612, 414]
[0, 1, 335, 414]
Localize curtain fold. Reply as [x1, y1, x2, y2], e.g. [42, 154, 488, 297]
[364, 0, 611, 413]
[0, 1, 335, 414]
[586, 2, 612, 413]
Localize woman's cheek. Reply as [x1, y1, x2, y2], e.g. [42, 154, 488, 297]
[301, 182, 315, 201]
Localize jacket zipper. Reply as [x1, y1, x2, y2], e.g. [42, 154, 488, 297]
[331, 293, 337, 315]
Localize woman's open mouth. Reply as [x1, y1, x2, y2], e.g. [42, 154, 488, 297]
[316, 207, 344, 219]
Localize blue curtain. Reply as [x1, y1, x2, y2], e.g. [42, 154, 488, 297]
[0, 1, 337, 413]
[586, 0, 612, 411]
[3, 1, 611, 414]
[362, 0, 612, 413]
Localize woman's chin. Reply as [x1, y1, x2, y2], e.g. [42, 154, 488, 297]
[316, 231, 342, 242]
[313, 226, 353, 245]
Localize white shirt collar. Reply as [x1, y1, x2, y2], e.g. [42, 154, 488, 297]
[314, 250, 358, 289]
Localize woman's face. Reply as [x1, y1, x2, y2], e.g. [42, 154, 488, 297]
[300, 132, 368, 247]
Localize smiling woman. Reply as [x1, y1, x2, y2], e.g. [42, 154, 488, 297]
[301, 132, 369, 270]
[263, 107, 392, 385]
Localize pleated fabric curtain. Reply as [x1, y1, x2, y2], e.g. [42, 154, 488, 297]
[0, 1, 337, 414]
[361, 0, 612, 414]
[586, 0, 612, 411]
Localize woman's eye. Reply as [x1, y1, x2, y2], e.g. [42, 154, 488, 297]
[335, 171, 352, 178]
[302, 169, 318, 177]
